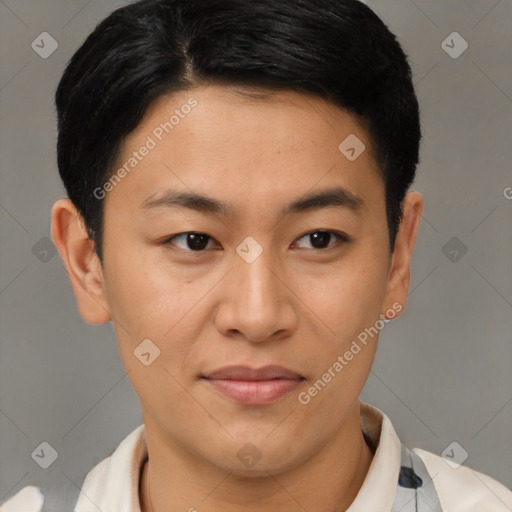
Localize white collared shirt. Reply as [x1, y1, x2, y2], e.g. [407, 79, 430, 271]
[2, 402, 511, 511]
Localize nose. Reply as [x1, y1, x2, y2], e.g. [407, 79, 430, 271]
[214, 249, 298, 343]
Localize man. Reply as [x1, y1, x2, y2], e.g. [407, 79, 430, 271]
[2, 0, 511, 510]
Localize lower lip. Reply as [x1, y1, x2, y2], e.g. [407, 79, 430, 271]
[203, 378, 303, 405]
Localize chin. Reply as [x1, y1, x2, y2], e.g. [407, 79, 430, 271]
[203, 442, 309, 479]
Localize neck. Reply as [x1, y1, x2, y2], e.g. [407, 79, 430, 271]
[139, 405, 373, 512]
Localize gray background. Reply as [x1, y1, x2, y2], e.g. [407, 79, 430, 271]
[1, 0, 511, 504]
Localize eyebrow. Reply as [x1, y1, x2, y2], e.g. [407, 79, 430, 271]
[141, 186, 364, 217]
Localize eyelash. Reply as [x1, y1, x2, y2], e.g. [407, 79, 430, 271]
[161, 230, 351, 253]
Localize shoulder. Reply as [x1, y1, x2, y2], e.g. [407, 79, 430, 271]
[414, 448, 512, 511]
[1, 425, 146, 512]
[0, 485, 44, 512]
[0, 478, 85, 512]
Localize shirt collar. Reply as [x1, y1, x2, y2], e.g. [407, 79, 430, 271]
[346, 402, 402, 511]
[75, 401, 401, 512]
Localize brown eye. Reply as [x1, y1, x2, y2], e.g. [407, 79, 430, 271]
[164, 233, 216, 251]
[294, 231, 349, 250]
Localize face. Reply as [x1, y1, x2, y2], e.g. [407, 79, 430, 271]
[56, 84, 417, 477]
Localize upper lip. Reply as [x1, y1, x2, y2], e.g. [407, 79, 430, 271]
[202, 365, 303, 381]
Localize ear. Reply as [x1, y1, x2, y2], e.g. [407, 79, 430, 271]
[51, 199, 111, 325]
[381, 191, 424, 318]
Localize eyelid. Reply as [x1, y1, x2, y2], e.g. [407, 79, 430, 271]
[163, 232, 220, 251]
[293, 230, 351, 250]
[162, 230, 351, 252]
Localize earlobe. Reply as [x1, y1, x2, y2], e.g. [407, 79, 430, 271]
[51, 199, 111, 325]
[381, 191, 424, 318]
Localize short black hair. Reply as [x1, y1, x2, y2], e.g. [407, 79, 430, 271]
[55, 0, 421, 264]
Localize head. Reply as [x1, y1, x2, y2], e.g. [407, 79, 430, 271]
[52, 0, 423, 478]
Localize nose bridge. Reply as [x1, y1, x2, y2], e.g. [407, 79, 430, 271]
[214, 240, 296, 341]
[234, 242, 282, 314]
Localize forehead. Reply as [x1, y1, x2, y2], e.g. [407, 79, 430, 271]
[104, 84, 384, 217]
[134, 84, 374, 154]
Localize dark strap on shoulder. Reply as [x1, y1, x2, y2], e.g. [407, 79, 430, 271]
[391, 443, 443, 511]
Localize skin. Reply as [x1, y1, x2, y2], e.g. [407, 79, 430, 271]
[51, 84, 423, 511]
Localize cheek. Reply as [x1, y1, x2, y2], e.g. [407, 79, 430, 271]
[293, 259, 387, 424]
[295, 250, 389, 340]
[102, 240, 183, 326]
[102, 247, 215, 373]
[290, 246, 389, 406]
[103, 261, 202, 409]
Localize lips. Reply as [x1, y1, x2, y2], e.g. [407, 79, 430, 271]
[203, 365, 303, 381]
[201, 365, 304, 405]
